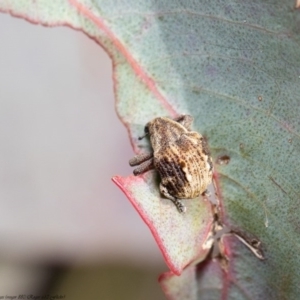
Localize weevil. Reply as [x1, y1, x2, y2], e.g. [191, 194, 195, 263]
[129, 115, 213, 213]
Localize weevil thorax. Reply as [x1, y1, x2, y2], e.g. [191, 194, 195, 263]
[147, 117, 187, 153]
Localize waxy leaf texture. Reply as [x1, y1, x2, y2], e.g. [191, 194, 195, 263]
[1, 1, 300, 299]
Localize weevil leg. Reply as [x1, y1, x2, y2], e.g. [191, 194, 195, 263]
[170, 198, 186, 213]
[202, 189, 211, 197]
[132, 158, 154, 175]
[173, 115, 193, 131]
[129, 152, 153, 166]
[160, 184, 186, 213]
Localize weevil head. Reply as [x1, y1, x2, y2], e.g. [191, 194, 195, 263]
[146, 117, 187, 152]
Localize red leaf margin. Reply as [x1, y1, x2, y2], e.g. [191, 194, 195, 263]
[112, 175, 214, 275]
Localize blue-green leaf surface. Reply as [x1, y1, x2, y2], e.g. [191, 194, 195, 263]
[1, 1, 300, 299]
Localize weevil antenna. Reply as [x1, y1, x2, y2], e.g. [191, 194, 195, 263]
[138, 133, 149, 140]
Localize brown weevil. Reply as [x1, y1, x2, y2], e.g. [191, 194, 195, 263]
[129, 115, 213, 213]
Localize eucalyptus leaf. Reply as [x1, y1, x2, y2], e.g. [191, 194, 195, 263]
[1, 1, 299, 299]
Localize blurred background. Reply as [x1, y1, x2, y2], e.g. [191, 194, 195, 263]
[0, 13, 166, 299]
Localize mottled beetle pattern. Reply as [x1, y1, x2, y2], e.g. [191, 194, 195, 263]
[129, 115, 213, 213]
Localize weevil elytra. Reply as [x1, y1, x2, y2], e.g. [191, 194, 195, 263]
[129, 115, 213, 213]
